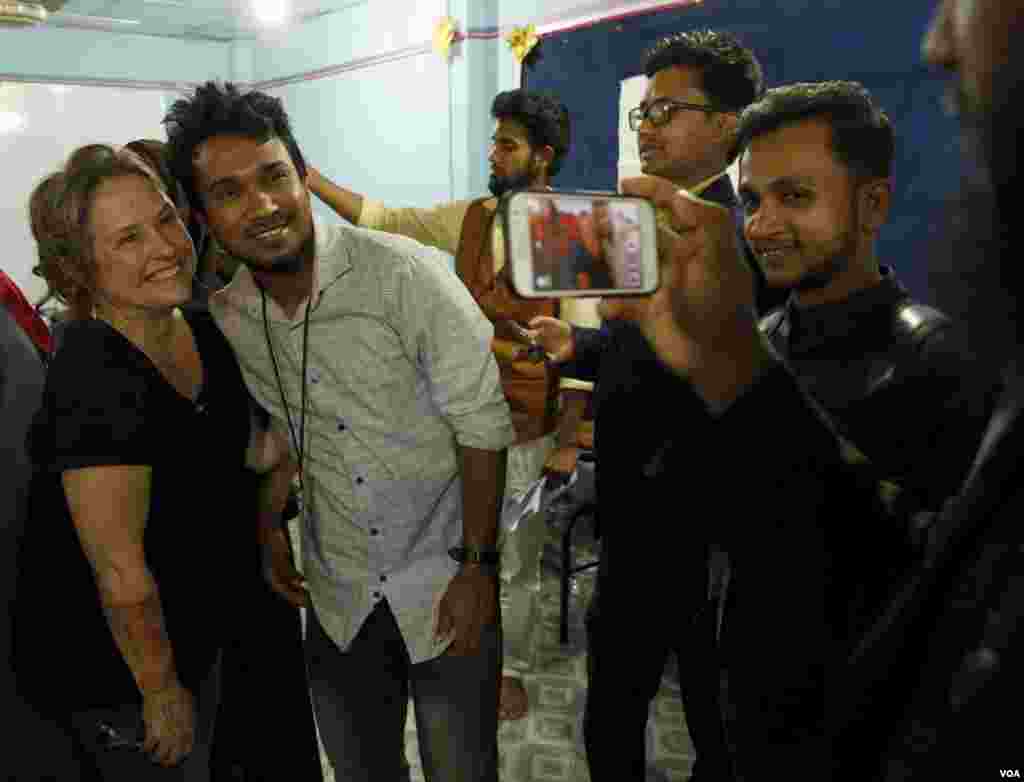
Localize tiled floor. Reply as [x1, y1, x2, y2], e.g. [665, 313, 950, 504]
[294, 517, 695, 782]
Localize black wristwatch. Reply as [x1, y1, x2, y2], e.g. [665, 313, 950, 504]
[448, 545, 501, 566]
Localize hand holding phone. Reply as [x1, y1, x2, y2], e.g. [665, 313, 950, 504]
[501, 190, 659, 298]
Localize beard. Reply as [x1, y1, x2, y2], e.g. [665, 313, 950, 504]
[235, 223, 315, 276]
[789, 226, 859, 295]
[245, 248, 308, 275]
[488, 169, 535, 198]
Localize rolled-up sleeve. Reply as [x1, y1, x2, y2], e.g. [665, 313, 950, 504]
[358, 198, 468, 256]
[393, 245, 515, 452]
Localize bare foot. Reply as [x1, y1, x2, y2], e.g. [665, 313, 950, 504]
[498, 675, 529, 721]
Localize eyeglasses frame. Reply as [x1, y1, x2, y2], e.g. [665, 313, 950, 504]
[628, 98, 737, 131]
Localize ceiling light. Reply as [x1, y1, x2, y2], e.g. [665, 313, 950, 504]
[0, 0, 64, 25]
[0, 1, 48, 25]
[252, 0, 288, 26]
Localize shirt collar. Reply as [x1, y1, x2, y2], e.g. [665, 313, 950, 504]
[783, 266, 907, 352]
[689, 170, 729, 197]
[213, 215, 351, 320]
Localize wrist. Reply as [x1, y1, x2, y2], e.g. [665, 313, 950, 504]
[690, 329, 776, 414]
[138, 670, 180, 697]
[458, 561, 499, 578]
[257, 519, 286, 546]
[449, 544, 500, 564]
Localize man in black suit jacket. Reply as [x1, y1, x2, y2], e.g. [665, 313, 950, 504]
[608, 1, 1024, 778]
[529, 29, 775, 782]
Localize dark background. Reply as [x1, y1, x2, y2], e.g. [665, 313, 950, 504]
[524, 0, 956, 302]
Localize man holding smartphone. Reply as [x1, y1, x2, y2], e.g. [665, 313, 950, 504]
[608, 2, 1024, 776]
[737, 80, 998, 550]
[528, 30, 768, 782]
[307, 89, 598, 721]
[612, 79, 997, 779]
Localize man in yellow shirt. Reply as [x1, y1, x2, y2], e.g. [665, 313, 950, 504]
[308, 89, 596, 721]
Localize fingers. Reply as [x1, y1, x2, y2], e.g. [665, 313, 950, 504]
[435, 602, 453, 644]
[620, 176, 731, 235]
[267, 566, 308, 608]
[143, 689, 194, 767]
[446, 621, 481, 656]
[150, 732, 191, 767]
[261, 532, 308, 608]
[526, 315, 563, 331]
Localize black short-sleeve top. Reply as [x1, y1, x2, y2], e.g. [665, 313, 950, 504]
[14, 310, 252, 712]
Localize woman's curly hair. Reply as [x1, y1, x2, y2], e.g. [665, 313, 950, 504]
[30, 144, 168, 320]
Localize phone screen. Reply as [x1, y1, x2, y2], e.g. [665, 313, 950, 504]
[522, 193, 648, 293]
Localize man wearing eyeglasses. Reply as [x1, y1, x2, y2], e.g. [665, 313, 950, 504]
[628, 34, 786, 316]
[525, 29, 770, 782]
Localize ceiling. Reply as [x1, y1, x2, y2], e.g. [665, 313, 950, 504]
[42, 0, 365, 41]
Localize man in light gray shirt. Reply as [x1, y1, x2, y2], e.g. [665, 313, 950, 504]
[165, 83, 515, 782]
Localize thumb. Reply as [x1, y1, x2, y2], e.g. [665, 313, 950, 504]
[619, 174, 680, 209]
[528, 315, 557, 329]
[620, 176, 730, 234]
[435, 600, 452, 639]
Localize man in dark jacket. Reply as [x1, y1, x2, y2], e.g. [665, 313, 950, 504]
[738, 80, 1000, 622]
[530, 29, 771, 782]
[609, 1, 1024, 778]
[725, 78, 998, 776]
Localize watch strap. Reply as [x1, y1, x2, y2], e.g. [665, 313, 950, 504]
[448, 545, 501, 566]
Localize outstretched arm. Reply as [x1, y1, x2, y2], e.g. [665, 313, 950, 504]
[307, 166, 464, 253]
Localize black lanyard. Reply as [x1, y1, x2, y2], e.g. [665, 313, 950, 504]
[260, 286, 312, 498]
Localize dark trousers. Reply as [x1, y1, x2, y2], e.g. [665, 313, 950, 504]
[305, 599, 501, 782]
[584, 556, 732, 782]
[210, 556, 322, 781]
[717, 569, 827, 782]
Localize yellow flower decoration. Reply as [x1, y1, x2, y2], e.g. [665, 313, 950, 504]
[433, 16, 457, 60]
[506, 24, 539, 64]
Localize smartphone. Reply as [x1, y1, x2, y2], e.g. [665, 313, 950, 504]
[501, 189, 659, 298]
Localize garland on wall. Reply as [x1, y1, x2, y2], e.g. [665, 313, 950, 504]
[432, 16, 542, 68]
[431, 2, 698, 71]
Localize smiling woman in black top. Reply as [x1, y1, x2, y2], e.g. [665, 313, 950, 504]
[13, 144, 294, 781]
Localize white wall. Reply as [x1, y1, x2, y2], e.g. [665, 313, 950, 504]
[0, 0, 687, 302]
[0, 84, 178, 303]
[266, 50, 455, 222]
[0, 23, 234, 302]
[0, 26, 231, 84]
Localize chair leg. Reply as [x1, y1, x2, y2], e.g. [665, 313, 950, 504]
[561, 527, 572, 644]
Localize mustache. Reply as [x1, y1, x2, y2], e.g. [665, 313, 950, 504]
[246, 213, 291, 237]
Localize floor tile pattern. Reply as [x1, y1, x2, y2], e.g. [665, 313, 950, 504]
[295, 518, 694, 782]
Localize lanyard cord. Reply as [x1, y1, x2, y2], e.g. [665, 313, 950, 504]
[260, 286, 312, 499]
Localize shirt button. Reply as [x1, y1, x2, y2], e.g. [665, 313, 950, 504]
[370, 528, 379, 536]
[337, 420, 346, 432]
[379, 575, 387, 583]
[373, 591, 381, 599]
[356, 477, 365, 485]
